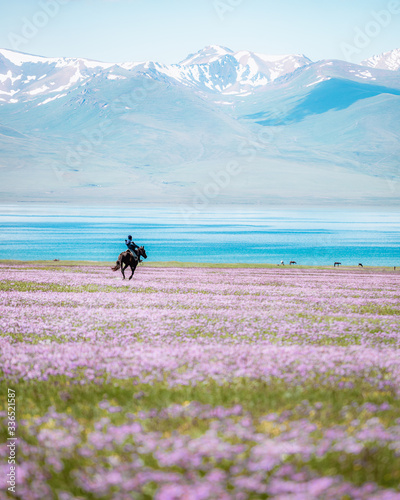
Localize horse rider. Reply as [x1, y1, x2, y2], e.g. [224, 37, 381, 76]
[125, 235, 142, 262]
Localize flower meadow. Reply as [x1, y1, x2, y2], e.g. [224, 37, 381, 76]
[1, 262, 400, 499]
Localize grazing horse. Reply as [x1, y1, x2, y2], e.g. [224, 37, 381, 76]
[334, 262, 341, 267]
[289, 261, 297, 265]
[358, 263, 363, 268]
[111, 246, 147, 280]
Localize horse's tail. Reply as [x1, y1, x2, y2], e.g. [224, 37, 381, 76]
[111, 254, 122, 272]
[111, 262, 120, 272]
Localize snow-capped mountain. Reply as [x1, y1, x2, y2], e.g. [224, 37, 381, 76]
[181, 46, 312, 91]
[362, 48, 400, 71]
[0, 46, 399, 206]
[0, 48, 117, 105]
[178, 45, 312, 90]
[0, 46, 312, 104]
[180, 45, 234, 65]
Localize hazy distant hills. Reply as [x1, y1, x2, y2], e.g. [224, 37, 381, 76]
[0, 45, 399, 207]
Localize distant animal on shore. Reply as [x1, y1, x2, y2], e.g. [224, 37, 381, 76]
[289, 261, 297, 265]
[281, 260, 285, 265]
[358, 263, 363, 268]
[334, 262, 341, 267]
[53, 259, 60, 262]
[111, 247, 147, 280]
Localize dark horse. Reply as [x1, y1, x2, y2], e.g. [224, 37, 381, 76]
[111, 246, 147, 280]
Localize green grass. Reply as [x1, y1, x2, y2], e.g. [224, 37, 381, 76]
[1, 259, 399, 271]
[354, 305, 400, 316]
[3, 376, 398, 432]
[305, 449, 400, 490]
[2, 377, 399, 494]
[0, 280, 157, 294]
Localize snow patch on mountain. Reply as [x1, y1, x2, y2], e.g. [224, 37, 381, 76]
[177, 46, 312, 91]
[362, 48, 400, 71]
[38, 93, 67, 106]
[180, 45, 234, 65]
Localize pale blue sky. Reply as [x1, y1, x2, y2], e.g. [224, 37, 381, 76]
[1, 0, 399, 63]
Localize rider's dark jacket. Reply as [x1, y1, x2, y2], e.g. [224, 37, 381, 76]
[125, 239, 139, 256]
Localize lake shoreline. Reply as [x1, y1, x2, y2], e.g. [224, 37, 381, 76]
[1, 259, 398, 272]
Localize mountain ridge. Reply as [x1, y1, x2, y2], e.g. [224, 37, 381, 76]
[0, 46, 399, 207]
[1, 46, 400, 106]
[0, 45, 313, 103]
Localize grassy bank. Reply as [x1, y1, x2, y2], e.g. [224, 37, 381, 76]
[0, 259, 398, 272]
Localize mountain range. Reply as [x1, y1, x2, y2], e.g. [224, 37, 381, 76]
[0, 45, 399, 207]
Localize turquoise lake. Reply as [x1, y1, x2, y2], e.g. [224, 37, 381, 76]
[0, 206, 399, 266]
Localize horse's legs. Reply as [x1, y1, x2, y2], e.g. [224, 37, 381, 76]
[129, 262, 138, 280]
[121, 263, 128, 280]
